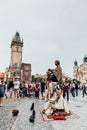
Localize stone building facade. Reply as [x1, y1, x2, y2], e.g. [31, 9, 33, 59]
[6, 32, 31, 82]
[73, 55, 87, 83]
[21, 63, 31, 82]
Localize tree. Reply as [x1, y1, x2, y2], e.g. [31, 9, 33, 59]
[31, 75, 35, 82]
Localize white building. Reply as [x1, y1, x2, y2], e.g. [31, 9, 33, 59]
[73, 55, 87, 83]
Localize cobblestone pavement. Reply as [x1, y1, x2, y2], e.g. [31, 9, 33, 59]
[0, 97, 29, 130]
[0, 91, 87, 130]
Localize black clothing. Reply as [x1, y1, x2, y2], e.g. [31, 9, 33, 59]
[41, 82, 45, 93]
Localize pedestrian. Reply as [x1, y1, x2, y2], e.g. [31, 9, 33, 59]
[20, 81, 27, 97]
[63, 78, 70, 101]
[41, 79, 46, 100]
[82, 83, 87, 97]
[70, 81, 75, 97]
[4, 81, 8, 99]
[13, 77, 20, 98]
[35, 81, 40, 100]
[75, 81, 79, 96]
[8, 81, 14, 102]
[0, 80, 6, 106]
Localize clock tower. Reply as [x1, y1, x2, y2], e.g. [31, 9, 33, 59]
[10, 32, 23, 68]
[6, 32, 31, 82]
[9, 32, 23, 80]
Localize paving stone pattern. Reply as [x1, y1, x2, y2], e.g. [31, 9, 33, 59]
[0, 91, 87, 130]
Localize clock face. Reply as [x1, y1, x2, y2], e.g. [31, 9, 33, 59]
[12, 45, 21, 52]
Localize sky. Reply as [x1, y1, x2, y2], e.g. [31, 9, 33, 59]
[0, 0, 87, 78]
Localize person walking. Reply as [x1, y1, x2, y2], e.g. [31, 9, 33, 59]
[8, 81, 14, 102]
[70, 81, 75, 97]
[13, 77, 20, 98]
[63, 78, 70, 101]
[4, 81, 8, 99]
[0, 81, 6, 106]
[82, 83, 87, 97]
[41, 79, 46, 100]
[75, 81, 79, 96]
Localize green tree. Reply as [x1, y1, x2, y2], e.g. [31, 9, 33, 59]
[31, 75, 35, 82]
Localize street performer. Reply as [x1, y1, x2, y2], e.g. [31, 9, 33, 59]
[42, 86, 69, 117]
[46, 60, 62, 99]
[47, 60, 62, 82]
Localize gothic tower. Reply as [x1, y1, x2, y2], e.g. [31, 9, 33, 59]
[6, 32, 31, 82]
[73, 59, 79, 80]
[10, 32, 23, 68]
[9, 32, 23, 79]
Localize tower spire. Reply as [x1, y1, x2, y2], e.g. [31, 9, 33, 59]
[83, 54, 87, 63]
[74, 59, 78, 66]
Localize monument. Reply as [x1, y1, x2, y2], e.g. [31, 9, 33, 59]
[7, 32, 31, 82]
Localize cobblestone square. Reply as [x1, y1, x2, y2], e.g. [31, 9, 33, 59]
[0, 91, 87, 130]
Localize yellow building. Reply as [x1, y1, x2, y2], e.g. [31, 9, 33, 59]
[73, 55, 87, 83]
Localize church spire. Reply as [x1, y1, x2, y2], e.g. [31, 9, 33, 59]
[11, 32, 23, 48]
[74, 59, 78, 66]
[12, 32, 22, 42]
[83, 55, 87, 63]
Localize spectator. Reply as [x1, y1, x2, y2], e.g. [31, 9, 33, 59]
[41, 79, 46, 100]
[82, 83, 87, 97]
[0, 81, 6, 106]
[63, 78, 70, 101]
[7, 81, 14, 102]
[4, 81, 8, 99]
[13, 77, 20, 98]
[75, 81, 79, 96]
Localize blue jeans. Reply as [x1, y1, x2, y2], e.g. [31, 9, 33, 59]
[71, 89, 75, 97]
[63, 89, 69, 101]
[75, 89, 78, 96]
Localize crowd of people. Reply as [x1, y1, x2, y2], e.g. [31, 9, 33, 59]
[0, 60, 87, 115]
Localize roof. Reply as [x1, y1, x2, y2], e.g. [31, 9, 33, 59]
[12, 32, 23, 43]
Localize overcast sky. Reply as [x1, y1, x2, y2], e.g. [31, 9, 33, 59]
[0, 0, 87, 77]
